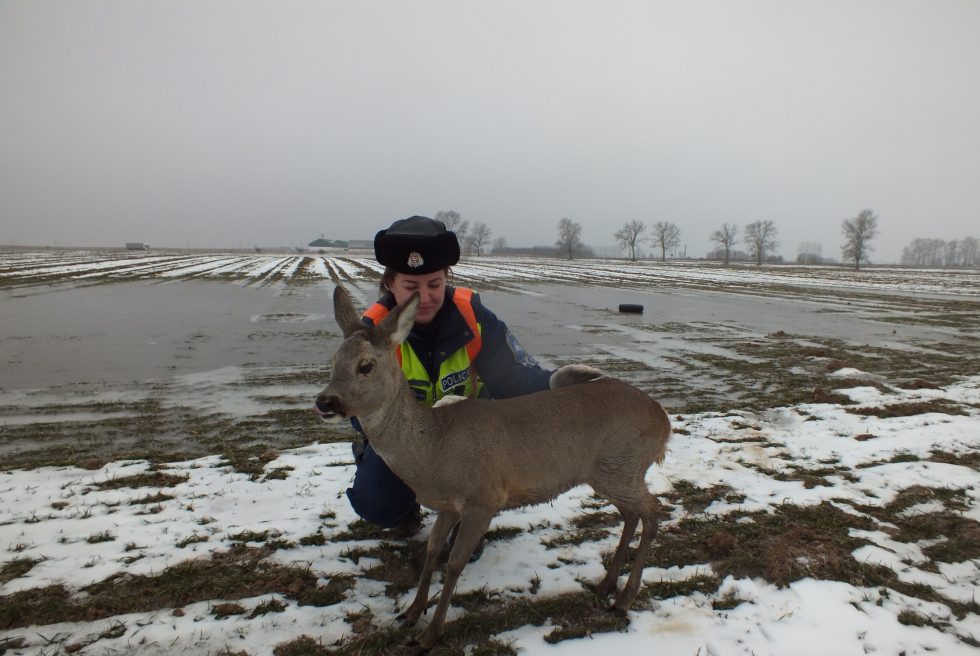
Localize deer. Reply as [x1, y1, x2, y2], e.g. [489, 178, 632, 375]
[314, 285, 671, 650]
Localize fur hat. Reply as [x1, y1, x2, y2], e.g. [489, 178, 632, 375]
[374, 216, 460, 274]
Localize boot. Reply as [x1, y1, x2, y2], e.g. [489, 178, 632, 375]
[392, 504, 422, 538]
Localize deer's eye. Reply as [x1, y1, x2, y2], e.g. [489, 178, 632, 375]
[357, 361, 374, 375]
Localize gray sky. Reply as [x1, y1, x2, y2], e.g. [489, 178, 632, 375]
[2, 1, 978, 262]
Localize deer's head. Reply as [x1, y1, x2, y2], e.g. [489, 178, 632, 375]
[314, 285, 418, 422]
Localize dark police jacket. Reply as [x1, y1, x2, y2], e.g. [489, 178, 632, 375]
[361, 285, 553, 401]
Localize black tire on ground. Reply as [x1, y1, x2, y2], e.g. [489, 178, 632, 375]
[618, 304, 644, 314]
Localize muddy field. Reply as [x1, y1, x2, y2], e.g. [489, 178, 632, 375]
[1, 249, 977, 471]
[1, 249, 978, 655]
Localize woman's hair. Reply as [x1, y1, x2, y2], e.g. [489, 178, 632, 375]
[378, 267, 452, 297]
[378, 267, 397, 297]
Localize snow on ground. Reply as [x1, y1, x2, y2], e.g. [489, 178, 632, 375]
[1, 376, 977, 655]
[327, 256, 374, 281]
[2, 255, 192, 279]
[1, 250, 977, 654]
[309, 257, 329, 278]
[2, 250, 978, 296]
[276, 257, 306, 280]
[152, 255, 248, 278]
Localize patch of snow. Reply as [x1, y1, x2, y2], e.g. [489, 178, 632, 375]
[828, 367, 882, 380]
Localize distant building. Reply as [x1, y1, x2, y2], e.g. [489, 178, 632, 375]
[308, 238, 349, 248]
[125, 242, 149, 251]
[346, 239, 372, 250]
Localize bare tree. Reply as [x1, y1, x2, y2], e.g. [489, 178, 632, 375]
[841, 209, 879, 270]
[651, 221, 681, 262]
[465, 222, 492, 256]
[556, 217, 583, 260]
[902, 238, 946, 267]
[435, 210, 469, 243]
[797, 242, 824, 265]
[960, 237, 979, 267]
[944, 240, 959, 268]
[614, 220, 647, 261]
[491, 236, 507, 255]
[709, 223, 739, 265]
[744, 220, 779, 265]
[899, 236, 978, 268]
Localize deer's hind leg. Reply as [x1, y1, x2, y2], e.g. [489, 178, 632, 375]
[595, 505, 638, 597]
[613, 491, 661, 612]
[591, 475, 662, 611]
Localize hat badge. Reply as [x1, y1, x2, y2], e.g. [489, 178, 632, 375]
[407, 251, 424, 269]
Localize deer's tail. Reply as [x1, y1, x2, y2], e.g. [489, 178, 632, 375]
[549, 364, 605, 389]
[650, 403, 672, 465]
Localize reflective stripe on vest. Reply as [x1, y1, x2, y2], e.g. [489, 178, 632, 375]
[362, 289, 483, 405]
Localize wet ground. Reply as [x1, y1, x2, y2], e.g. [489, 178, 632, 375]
[3, 278, 968, 392]
[1, 280, 335, 389]
[3, 251, 978, 656]
[1, 253, 978, 470]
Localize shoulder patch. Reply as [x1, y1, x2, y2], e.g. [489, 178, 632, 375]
[506, 330, 539, 367]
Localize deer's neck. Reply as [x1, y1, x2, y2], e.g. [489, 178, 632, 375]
[358, 379, 436, 466]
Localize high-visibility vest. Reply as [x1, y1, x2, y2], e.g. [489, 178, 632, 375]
[363, 288, 483, 405]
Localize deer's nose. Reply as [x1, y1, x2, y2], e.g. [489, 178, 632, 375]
[314, 394, 343, 418]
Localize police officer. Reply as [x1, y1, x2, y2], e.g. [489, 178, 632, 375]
[346, 216, 554, 540]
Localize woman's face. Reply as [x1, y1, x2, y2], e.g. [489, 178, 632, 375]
[388, 270, 447, 325]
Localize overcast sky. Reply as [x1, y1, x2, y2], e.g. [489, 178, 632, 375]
[1, 1, 978, 262]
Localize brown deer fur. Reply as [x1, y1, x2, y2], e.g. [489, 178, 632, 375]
[315, 286, 671, 649]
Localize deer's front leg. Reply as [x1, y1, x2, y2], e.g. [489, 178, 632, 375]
[398, 510, 458, 626]
[414, 505, 495, 650]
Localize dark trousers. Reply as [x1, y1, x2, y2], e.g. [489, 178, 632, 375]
[345, 442, 418, 528]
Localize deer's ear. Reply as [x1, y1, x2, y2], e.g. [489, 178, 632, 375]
[333, 286, 364, 338]
[377, 292, 419, 347]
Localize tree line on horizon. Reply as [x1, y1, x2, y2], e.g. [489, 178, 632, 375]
[900, 236, 979, 268]
[432, 208, 977, 270]
[611, 209, 881, 270]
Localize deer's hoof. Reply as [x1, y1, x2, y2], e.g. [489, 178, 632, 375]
[402, 636, 431, 655]
[594, 581, 616, 598]
[415, 628, 442, 652]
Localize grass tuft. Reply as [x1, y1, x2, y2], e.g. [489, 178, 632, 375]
[541, 511, 620, 548]
[0, 557, 42, 584]
[273, 635, 332, 656]
[299, 532, 327, 546]
[353, 542, 427, 597]
[897, 609, 949, 630]
[332, 519, 389, 542]
[296, 575, 356, 607]
[846, 399, 967, 418]
[484, 526, 524, 543]
[87, 531, 115, 544]
[668, 480, 745, 514]
[91, 472, 188, 490]
[641, 574, 720, 601]
[130, 492, 175, 505]
[212, 602, 247, 618]
[215, 649, 250, 656]
[176, 534, 209, 548]
[250, 598, 287, 618]
[639, 503, 881, 588]
[0, 546, 344, 631]
[928, 449, 980, 471]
